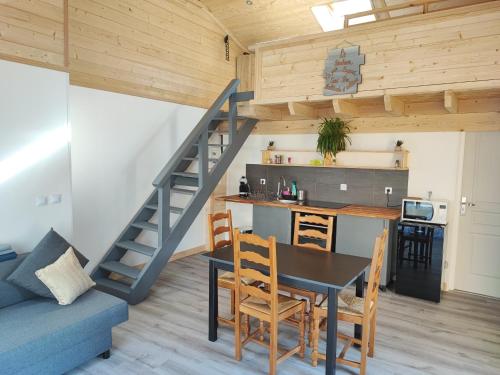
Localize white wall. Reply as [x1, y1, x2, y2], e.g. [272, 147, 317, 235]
[70, 86, 209, 270]
[0, 60, 72, 252]
[226, 132, 465, 290]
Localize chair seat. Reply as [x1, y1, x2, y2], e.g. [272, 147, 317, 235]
[320, 293, 372, 317]
[241, 294, 303, 315]
[279, 284, 317, 300]
[218, 271, 255, 286]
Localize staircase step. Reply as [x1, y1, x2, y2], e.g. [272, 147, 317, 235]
[95, 278, 132, 296]
[194, 143, 229, 147]
[172, 172, 198, 179]
[116, 241, 156, 257]
[145, 203, 158, 210]
[183, 157, 219, 162]
[170, 206, 183, 214]
[131, 221, 158, 232]
[99, 261, 141, 279]
[171, 187, 197, 195]
[213, 115, 248, 121]
[193, 143, 229, 148]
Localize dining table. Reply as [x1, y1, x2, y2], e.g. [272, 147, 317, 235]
[203, 242, 372, 375]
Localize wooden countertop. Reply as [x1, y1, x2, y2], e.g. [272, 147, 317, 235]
[217, 195, 401, 220]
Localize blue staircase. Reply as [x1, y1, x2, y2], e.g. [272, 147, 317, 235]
[92, 79, 258, 304]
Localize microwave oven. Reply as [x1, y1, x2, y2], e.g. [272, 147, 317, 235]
[401, 199, 448, 225]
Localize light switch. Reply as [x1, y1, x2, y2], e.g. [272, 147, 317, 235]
[48, 194, 62, 205]
[340, 184, 347, 191]
[35, 196, 47, 206]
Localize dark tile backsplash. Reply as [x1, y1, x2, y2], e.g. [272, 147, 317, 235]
[246, 164, 408, 208]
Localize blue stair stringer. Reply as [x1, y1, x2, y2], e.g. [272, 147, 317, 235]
[91, 79, 258, 304]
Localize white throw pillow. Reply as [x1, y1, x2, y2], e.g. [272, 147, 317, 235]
[35, 247, 96, 305]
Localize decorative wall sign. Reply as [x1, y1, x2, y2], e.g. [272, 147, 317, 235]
[323, 45, 365, 95]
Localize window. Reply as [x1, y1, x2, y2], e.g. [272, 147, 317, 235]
[311, 0, 376, 32]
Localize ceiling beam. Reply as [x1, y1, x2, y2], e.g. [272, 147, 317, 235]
[238, 104, 283, 120]
[371, 0, 391, 20]
[444, 90, 458, 113]
[252, 112, 500, 134]
[384, 95, 405, 116]
[332, 99, 359, 116]
[288, 102, 317, 118]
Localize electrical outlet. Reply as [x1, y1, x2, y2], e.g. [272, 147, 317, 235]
[385, 187, 393, 195]
[340, 183, 347, 191]
[260, 178, 266, 185]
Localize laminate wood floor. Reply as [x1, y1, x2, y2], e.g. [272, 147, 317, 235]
[70, 255, 500, 375]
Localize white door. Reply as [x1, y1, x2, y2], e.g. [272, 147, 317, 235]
[455, 132, 500, 298]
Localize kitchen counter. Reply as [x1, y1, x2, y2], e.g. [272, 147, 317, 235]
[217, 195, 401, 220]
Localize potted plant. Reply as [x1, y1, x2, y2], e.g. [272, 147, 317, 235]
[316, 117, 351, 165]
[267, 140, 275, 151]
[395, 140, 404, 152]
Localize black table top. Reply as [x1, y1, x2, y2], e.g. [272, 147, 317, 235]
[203, 243, 371, 290]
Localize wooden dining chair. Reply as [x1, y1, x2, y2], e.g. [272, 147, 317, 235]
[208, 210, 256, 327]
[278, 213, 334, 346]
[233, 230, 306, 375]
[311, 228, 388, 375]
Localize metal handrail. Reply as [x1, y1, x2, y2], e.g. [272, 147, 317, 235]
[152, 79, 240, 187]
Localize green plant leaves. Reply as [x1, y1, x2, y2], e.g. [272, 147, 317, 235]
[316, 117, 352, 157]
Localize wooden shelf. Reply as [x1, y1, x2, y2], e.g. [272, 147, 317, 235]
[258, 163, 408, 171]
[261, 149, 409, 170]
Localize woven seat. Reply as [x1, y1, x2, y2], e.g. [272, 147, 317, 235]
[320, 293, 373, 317]
[219, 271, 255, 286]
[241, 294, 303, 315]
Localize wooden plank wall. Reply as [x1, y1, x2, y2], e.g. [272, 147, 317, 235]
[69, 0, 241, 108]
[0, 0, 242, 108]
[0, 0, 66, 70]
[254, 1, 500, 104]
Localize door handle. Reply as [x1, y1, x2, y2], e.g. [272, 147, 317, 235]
[467, 202, 476, 207]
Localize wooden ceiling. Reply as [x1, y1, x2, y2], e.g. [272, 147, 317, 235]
[197, 0, 491, 49]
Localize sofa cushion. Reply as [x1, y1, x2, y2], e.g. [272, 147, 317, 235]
[0, 254, 28, 280]
[7, 229, 89, 298]
[0, 281, 36, 309]
[0, 255, 36, 308]
[35, 247, 95, 305]
[0, 289, 128, 374]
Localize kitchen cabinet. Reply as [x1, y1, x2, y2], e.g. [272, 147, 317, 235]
[336, 215, 396, 288]
[252, 205, 292, 244]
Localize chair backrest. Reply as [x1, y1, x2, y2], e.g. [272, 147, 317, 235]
[233, 230, 278, 317]
[293, 213, 334, 252]
[364, 228, 389, 314]
[208, 209, 234, 252]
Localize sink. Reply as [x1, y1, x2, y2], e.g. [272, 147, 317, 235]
[278, 199, 298, 204]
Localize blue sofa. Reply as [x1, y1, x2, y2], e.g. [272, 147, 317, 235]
[0, 255, 128, 374]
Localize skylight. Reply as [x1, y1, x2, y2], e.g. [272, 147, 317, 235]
[312, 0, 376, 32]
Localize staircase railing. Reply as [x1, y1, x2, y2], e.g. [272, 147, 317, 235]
[92, 78, 258, 304]
[128, 79, 255, 303]
[152, 79, 240, 188]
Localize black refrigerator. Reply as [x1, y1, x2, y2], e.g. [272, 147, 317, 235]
[395, 221, 446, 302]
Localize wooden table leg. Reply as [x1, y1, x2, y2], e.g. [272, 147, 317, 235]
[355, 271, 365, 342]
[209, 260, 218, 342]
[325, 287, 338, 375]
